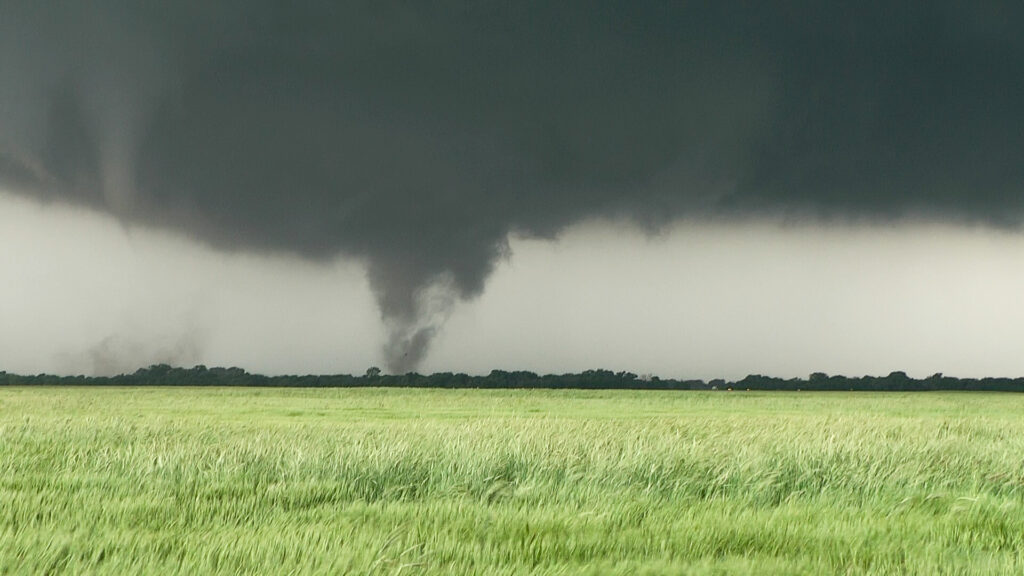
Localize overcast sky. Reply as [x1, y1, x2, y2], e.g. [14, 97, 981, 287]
[2, 2, 1023, 377]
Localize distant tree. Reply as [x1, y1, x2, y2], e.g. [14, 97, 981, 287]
[365, 366, 382, 378]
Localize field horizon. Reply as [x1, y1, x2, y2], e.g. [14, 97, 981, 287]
[8, 365, 1024, 392]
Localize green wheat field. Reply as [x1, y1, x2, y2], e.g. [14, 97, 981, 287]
[2, 387, 1023, 574]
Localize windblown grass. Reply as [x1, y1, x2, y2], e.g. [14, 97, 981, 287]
[2, 387, 1023, 574]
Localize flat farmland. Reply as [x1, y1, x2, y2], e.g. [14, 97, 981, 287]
[1, 387, 1023, 574]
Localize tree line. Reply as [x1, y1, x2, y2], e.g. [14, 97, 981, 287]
[2, 365, 1024, 391]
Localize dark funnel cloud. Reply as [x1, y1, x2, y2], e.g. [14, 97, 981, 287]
[2, 1, 1022, 371]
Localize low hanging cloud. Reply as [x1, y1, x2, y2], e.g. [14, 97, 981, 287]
[1, 2, 1022, 372]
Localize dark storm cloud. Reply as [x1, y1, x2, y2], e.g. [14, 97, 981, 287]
[2, 1, 1022, 371]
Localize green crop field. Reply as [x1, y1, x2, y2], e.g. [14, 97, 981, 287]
[2, 387, 1023, 574]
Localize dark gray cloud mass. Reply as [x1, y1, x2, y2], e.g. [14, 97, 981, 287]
[1, 1, 1022, 371]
